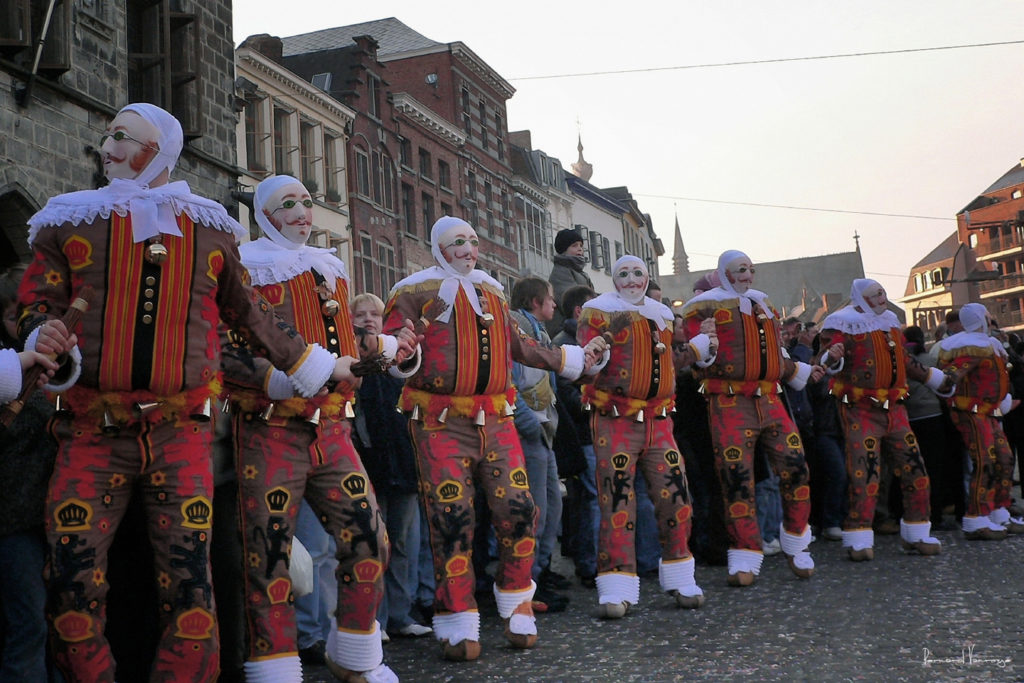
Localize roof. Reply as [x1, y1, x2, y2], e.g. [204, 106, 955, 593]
[911, 231, 958, 269]
[982, 162, 1024, 196]
[282, 17, 441, 58]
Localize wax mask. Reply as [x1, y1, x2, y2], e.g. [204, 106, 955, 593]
[725, 257, 755, 295]
[614, 263, 649, 305]
[439, 226, 480, 275]
[100, 110, 161, 181]
[263, 183, 314, 245]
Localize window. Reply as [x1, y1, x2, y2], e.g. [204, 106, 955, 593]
[300, 120, 318, 192]
[483, 181, 492, 211]
[243, 94, 268, 173]
[368, 75, 381, 119]
[1014, 189, 1022, 200]
[590, 232, 603, 270]
[419, 148, 432, 180]
[354, 148, 370, 197]
[615, 241, 623, 261]
[932, 268, 944, 286]
[273, 107, 292, 174]
[462, 113, 472, 137]
[603, 237, 611, 275]
[324, 132, 342, 202]
[399, 138, 412, 167]
[441, 201, 452, 218]
[311, 72, 332, 91]
[360, 233, 374, 295]
[127, 0, 201, 136]
[438, 160, 451, 190]
[381, 154, 395, 211]
[1, 0, 72, 74]
[478, 101, 488, 150]
[402, 184, 416, 234]
[378, 241, 397, 295]
[422, 193, 435, 234]
[517, 196, 546, 260]
[461, 87, 471, 112]
[371, 152, 382, 204]
[466, 171, 477, 200]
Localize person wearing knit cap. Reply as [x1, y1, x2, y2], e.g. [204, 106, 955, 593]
[936, 303, 1024, 539]
[682, 250, 823, 586]
[18, 104, 355, 682]
[577, 255, 717, 617]
[819, 279, 951, 562]
[547, 228, 595, 336]
[382, 216, 605, 661]
[222, 175, 420, 682]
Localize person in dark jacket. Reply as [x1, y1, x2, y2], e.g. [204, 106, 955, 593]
[546, 228, 595, 336]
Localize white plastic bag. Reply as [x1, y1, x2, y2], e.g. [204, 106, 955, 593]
[290, 535, 314, 597]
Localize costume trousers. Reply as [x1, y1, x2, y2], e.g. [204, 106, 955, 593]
[948, 411, 1015, 516]
[840, 403, 930, 530]
[47, 417, 218, 683]
[591, 414, 692, 575]
[233, 414, 388, 662]
[706, 392, 811, 551]
[409, 415, 536, 615]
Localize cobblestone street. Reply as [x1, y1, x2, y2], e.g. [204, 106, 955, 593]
[304, 524, 1024, 682]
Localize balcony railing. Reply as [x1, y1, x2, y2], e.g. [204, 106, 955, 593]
[994, 308, 1024, 329]
[978, 272, 1024, 295]
[973, 230, 1024, 258]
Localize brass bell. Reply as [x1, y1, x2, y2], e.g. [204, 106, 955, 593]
[842, 395, 850, 404]
[658, 407, 669, 419]
[474, 409, 486, 426]
[582, 400, 592, 411]
[776, 383, 783, 394]
[635, 409, 645, 423]
[145, 241, 168, 265]
[754, 386, 762, 397]
[221, 397, 232, 415]
[410, 404, 421, 421]
[321, 299, 340, 317]
[881, 400, 890, 410]
[611, 405, 620, 418]
[54, 394, 71, 415]
[972, 404, 979, 414]
[437, 407, 448, 424]
[654, 342, 666, 354]
[344, 401, 355, 419]
[307, 408, 321, 426]
[727, 384, 735, 396]
[101, 411, 119, 435]
[479, 313, 495, 328]
[994, 408, 1003, 417]
[191, 397, 212, 422]
[504, 402, 516, 416]
[260, 402, 276, 422]
[697, 382, 706, 395]
[134, 401, 161, 417]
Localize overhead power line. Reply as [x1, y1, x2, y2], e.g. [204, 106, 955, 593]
[634, 193, 953, 221]
[509, 39, 1024, 81]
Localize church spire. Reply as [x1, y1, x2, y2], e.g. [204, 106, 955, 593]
[672, 211, 689, 274]
[570, 133, 593, 182]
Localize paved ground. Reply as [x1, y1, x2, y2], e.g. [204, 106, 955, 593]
[303, 522, 1024, 682]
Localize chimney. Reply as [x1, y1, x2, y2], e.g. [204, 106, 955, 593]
[240, 34, 283, 64]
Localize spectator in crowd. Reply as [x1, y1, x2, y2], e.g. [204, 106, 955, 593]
[808, 334, 847, 541]
[547, 228, 595, 336]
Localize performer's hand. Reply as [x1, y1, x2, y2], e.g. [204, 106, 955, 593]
[330, 355, 360, 387]
[826, 342, 845, 365]
[36, 320, 76, 357]
[18, 350, 59, 384]
[699, 317, 716, 336]
[706, 331, 719, 357]
[809, 365, 826, 383]
[584, 335, 608, 357]
[583, 349, 597, 373]
[394, 319, 421, 363]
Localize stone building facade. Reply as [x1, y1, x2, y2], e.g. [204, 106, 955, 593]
[1, 0, 239, 272]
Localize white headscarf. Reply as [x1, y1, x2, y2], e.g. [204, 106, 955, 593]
[686, 249, 773, 317]
[584, 255, 673, 330]
[821, 278, 900, 334]
[28, 103, 244, 245]
[939, 302, 1006, 357]
[389, 216, 502, 324]
[238, 175, 347, 288]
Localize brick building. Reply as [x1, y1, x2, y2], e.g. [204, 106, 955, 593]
[276, 18, 521, 294]
[0, 0, 240, 272]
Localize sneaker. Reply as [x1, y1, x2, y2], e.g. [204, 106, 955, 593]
[539, 567, 571, 590]
[396, 623, 433, 637]
[298, 640, 326, 666]
[381, 629, 390, 644]
[762, 538, 782, 556]
[822, 527, 843, 541]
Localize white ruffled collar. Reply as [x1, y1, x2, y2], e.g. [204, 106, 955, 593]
[28, 178, 245, 245]
[582, 292, 674, 331]
[821, 305, 900, 334]
[685, 286, 774, 318]
[938, 331, 1007, 358]
[239, 236, 348, 289]
[391, 266, 503, 323]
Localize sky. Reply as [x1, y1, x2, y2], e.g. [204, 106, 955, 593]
[233, 0, 1024, 308]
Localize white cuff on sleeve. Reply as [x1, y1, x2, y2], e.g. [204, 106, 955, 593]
[377, 334, 399, 362]
[265, 369, 295, 400]
[0, 348, 22, 404]
[288, 344, 336, 398]
[26, 326, 82, 392]
[559, 344, 585, 381]
[585, 348, 610, 376]
[688, 333, 711, 362]
[924, 367, 945, 392]
[999, 393, 1013, 415]
[787, 362, 812, 391]
[819, 350, 844, 375]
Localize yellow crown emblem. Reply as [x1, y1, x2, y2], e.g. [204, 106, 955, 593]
[664, 450, 680, 466]
[436, 480, 463, 502]
[509, 467, 529, 489]
[265, 487, 290, 514]
[354, 559, 384, 583]
[175, 608, 215, 640]
[55, 499, 92, 532]
[54, 611, 95, 642]
[342, 473, 368, 498]
[612, 453, 630, 470]
[267, 577, 291, 604]
[181, 496, 212, 529]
